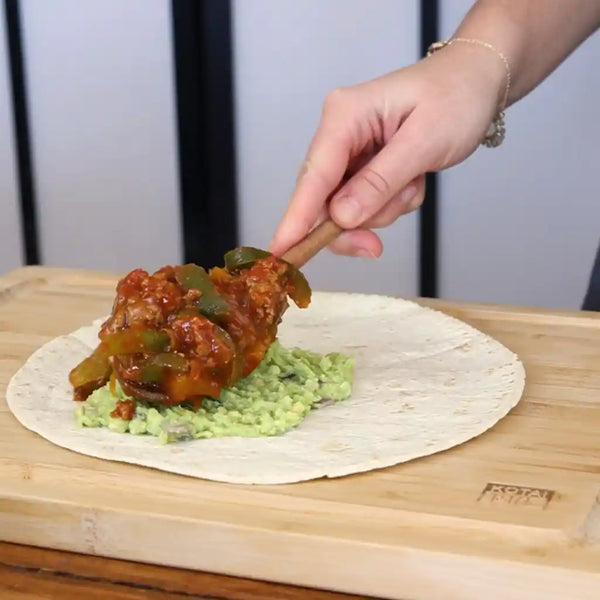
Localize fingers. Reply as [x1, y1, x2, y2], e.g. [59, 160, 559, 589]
[327, 229, 383, 258]
[268, 135, 348, 256]
[328, 110, 432, 230]
[327, 174, 425, 258]
[363, 174, 425, 228]
[270, 88, 430, 258]
[269, 91, 356, 256]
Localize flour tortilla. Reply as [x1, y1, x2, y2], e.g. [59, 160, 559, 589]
[6, 291, 525, 484]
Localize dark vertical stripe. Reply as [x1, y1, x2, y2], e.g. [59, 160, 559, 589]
[171, 0, 238, 269]
[4, 0, 40, 265]
[418, 0, 439, 297]
[582, 240, 600, 311]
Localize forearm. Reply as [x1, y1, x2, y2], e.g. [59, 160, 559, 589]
[453, 0, 600, 106]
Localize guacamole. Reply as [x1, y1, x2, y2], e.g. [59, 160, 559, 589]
[75, 341, 354, 443]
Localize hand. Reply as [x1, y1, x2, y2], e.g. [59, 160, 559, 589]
[269, 42, 506, 259]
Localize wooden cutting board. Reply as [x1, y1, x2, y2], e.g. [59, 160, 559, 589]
[1, 266, 599, 600]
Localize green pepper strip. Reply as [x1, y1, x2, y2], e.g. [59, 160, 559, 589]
[214, 325, 244, 386]
[138, 364, 163, 384]
[69, 345, 111, 388]
[175, 264, 230, 323]
[102, 329, 170, 355]
[138, 352, 189, 384]
[285, 264, 311, 307]
[152, 352, 188, 372]
[223, 246, 271, 271]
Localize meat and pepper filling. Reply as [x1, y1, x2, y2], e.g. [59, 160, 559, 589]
[68, 248, 311, 411]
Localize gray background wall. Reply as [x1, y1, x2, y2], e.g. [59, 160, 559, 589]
[1, 0, 598, 309]
[438, 0, 600, 309]
[7, 0, 182, 274]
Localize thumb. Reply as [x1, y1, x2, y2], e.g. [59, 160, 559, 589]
[328, 111, 434, 230]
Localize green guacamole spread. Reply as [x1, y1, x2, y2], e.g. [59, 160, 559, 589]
[75, 341, 354, 443]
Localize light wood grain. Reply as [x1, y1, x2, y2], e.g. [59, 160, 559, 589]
[1, 266, 599, 600]
[0, 542, 365, 599]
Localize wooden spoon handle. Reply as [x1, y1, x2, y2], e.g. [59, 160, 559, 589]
[281, 219, 343, 268]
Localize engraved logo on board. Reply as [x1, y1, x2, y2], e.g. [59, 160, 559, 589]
[478, 482, 555, 509]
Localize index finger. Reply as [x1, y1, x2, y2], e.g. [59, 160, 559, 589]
[268, 125, 351, 256]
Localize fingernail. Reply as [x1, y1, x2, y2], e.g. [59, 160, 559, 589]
[355, 248, 376, 259]
[400, 183, 417, 204]
[335, 196, 362, 226]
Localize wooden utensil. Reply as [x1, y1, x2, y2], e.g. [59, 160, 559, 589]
[281, 219, 343, 268]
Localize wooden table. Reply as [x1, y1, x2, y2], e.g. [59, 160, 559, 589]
[1, 266, 600, 600]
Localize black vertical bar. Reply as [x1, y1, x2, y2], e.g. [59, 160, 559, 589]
[419, 0, 439, 297]
[4, 0, 40, 265]
[171, 0, 238, 269]
[581, 240, 600, 311]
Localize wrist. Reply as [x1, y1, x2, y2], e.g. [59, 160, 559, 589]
[429, 39, 510, 113]
[451, 0, 528, 107]
[425, 38, 510, 147]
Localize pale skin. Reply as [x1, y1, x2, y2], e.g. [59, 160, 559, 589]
[269, 0, 600, 259]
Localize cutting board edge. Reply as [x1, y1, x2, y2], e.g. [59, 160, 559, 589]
[2, 484, 599, 571]
[1, 513, 599, 600]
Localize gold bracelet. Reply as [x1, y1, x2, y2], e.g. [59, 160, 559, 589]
[427, 37, 511, 148]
